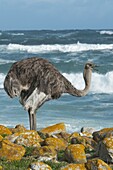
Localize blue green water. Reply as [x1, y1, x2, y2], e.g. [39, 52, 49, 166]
[0, 29, 113, 132]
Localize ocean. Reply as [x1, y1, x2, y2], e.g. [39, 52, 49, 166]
[0, 29, 113, 133]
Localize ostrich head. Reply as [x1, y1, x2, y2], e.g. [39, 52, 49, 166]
[83, 62, 96, 87]
[4, 74, 21, 98]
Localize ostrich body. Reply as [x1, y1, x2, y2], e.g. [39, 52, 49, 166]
[4, 57, 95, 130]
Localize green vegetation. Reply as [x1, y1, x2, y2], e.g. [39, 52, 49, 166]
[0, 158, 34, 170]
[0, 158, 68, 170]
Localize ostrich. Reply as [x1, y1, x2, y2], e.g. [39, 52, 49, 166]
[4, 57, 95, 130]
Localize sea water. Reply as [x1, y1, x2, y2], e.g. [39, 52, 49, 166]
[0, 29, 113, 132]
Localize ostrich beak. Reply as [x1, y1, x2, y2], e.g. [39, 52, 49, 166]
[93, 64, 99, 72]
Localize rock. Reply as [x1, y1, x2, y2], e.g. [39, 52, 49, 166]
[65, 144, 87, 163]
[36, 145, 57, 161]
[93, 128, 113, 142]
[40, 123, 66, 135]
[15, 130, 42, 147]
[60, 163, 86, 170]
[29, 161, 52, 170]
[71, 136, 97, 153]
[6, 130, 43, 147]
[54, 132, 70, 143]
[10, 124, 27, 133]
[0, 125, 12, 135]
[98, 136, 113, 163]
[69, 132, 80, 141]
[0, 139, 25, 160]
[44, 137, 67, 151]
[80, 127, 96, 138]
[5, 132, 22, 143]
[86, 158, 112, 170]
[0, 166, 2, 170]
[0, 135, 3, 142]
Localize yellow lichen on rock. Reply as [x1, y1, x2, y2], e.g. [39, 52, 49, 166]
[0, 166, 2, 170]
[103, 136, 113, 149]
[93, 127, 113, 142]
[15, 130, 42, 147]
[71, 136, 97, 153]
[10, 124, 27, 133]
[69, 132, 80, 141]
[0, 139, 25, 160]
[44, 137, 67, 151]
[0, 125, 12, 135]
[38, 145, 57, 157]
[86, 158, 112, 170]
[65, 144, 87, 163]
[0, 135, 3, 142]
[40, 123, 66, 135]
[60, 163, 86, 170]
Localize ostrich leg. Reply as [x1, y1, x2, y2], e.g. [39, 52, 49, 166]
[28, 109, 37, 130]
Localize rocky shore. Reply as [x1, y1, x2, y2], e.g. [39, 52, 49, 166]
[0, 123, 113, 170]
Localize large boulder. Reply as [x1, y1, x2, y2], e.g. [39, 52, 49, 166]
[40, 123, 66, 135]
[65, 144, 87, 163]
[6, 130, 43, 147]
[44, 137, 67, 151]
[93, 128, 113, 142]
[98, 136, 113, 163]
[0, 139, 25, 160]
[15, 130, 42, 147]
[86, 158, 112, 170]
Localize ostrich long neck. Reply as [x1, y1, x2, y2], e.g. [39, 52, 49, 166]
[65, 68, 92, 97]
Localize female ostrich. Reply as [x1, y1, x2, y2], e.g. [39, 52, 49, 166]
[4, 57, 95, 130]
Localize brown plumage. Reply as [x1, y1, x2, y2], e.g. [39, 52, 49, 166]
[4, 57, 95, 130]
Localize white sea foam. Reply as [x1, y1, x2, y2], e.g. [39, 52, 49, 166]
[100, 30, 113, 35]
[7, 42, 113, 54]
[0, 59, 15, 65]
[8, 33, 24, 36]
[0, 73, 5, 89]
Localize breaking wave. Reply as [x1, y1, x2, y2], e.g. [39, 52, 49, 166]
[63, 71, 113, 94]
[0, 73, 5, 89]
[0, 59, 15, 65]
[8, 33, 24, 36]
[99, 30, 113, 35]
[6, 42, 113, 54]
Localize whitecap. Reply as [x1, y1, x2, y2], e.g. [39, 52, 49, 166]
[7, 43, 113, 54]
[8, 33, 24, 36]
[0, 73, 5, 89]
[0, 59, 16, 65]
[100, 30, 113, 35]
